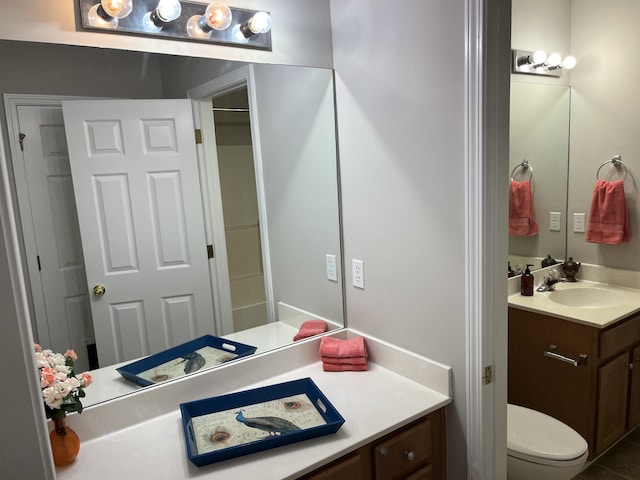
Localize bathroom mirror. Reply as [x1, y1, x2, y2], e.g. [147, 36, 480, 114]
[1, 39, 344, 406]
[508, 82, 570, 273]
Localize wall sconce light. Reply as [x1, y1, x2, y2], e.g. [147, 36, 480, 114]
[77, 0, 272, 50]
[512, 49, 576, 77]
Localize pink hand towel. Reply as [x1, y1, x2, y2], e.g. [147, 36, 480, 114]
[586, 179, 631, 244]
[509, 180, 538, 237]
[321, 356, 368, 366]
[322, 362, 368, 372]
[319, 336, 367, 359]
[293, 320, 328, 341]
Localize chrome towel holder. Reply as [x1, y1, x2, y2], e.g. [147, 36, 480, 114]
[510, 159, 534, 181]
[596, 155, 628, 181]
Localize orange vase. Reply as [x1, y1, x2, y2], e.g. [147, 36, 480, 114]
[49, 416, 80, 467]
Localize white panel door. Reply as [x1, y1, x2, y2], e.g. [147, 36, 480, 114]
[16, 105, 93, 373]
[62, 99, 215, 366]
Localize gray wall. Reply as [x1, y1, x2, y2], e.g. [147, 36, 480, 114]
[330, 1, 468, 478]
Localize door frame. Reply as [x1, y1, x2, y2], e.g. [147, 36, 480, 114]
[188, 65, 276, 334]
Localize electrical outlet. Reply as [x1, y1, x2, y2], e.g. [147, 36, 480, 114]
[325, 254, 338, 282]
[352, 259, 364, 289]
[549, 212, 561, 232]
[573, 213, 586, 233]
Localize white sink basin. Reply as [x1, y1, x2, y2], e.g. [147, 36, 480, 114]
[547, 287, 628, 309]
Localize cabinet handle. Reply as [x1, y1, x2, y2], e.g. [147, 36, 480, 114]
[544, 344, 588, 367]
[404, 451, 416, 462]
[379, 447, 389, 456]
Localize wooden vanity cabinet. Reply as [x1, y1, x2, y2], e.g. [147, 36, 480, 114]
[299, 408, 446, 480]
[509, 307, 640, 459]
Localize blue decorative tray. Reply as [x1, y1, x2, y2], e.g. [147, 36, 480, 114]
[116, 335, 257, 387]
[180, 377, 345, 467]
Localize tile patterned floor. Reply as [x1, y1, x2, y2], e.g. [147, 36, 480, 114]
[572, 428, 640, 480]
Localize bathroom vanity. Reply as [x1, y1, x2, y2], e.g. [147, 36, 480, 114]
[508, 279, 640, 459]
[55, 331, 450, 479]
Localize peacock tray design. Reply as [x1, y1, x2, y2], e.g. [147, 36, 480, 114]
[116, 335, 257, 387]
[180, 377, 345, 467]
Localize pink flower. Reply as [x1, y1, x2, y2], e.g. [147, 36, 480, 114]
[34, 343, 42, 353]
[40, 367, 57, 388]
[80, 372, 93, 387]
[64, 349, 78, 361]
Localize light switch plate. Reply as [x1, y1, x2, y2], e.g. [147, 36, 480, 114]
[326, 254, 338, 282]
[549, 212, 561, 232]
[352, 259, 364, 289]
[573, 213, 586, 233]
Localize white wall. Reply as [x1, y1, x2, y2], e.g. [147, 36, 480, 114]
[330, 1, 468, 477]
[567, 0, 640, 269]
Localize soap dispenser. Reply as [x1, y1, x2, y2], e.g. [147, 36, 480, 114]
[520, 264, 534, 296]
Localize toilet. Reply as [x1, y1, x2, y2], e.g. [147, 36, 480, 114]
[507, 404, 588, 480]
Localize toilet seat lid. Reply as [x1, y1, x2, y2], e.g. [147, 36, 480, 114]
[507, 404, 588, 462]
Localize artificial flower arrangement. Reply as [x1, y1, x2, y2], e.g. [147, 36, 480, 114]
[35, 343, 93, 419]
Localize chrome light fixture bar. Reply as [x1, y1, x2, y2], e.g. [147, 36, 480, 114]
[512, 49, 576, 77]
[77, 0, 272, 51]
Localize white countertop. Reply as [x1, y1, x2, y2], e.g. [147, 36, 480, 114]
[508, 279, 640, 328]
[55, 331, 451, 480]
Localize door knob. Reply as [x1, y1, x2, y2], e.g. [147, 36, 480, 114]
[93, 284, 106, 297]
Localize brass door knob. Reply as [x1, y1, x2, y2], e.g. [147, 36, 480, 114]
[93, 284, 106, 297]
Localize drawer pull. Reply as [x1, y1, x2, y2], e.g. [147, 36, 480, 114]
[404, 451, 416, 462]
[379, 447, 389, 456]
[544, 345, 588, 367]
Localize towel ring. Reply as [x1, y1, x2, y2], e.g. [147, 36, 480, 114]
[510, 159, 533, 181]
[596, 155, 628, 181]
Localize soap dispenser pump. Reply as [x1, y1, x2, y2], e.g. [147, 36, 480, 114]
[520, 264, 534, 296]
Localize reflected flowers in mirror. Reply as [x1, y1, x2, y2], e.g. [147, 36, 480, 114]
[34, 344, 93, 419]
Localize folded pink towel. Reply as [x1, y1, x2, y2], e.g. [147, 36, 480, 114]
[321, 356, 368, 366]
[319, 336, 367, 359]
[509, 180, 538, 237]
[293, 320, 328, 341]
[322, 362, 368, 372]
[586, 179, 631, 244]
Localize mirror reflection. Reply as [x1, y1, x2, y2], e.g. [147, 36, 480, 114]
[508, 82, 570, 273]
[0, 40, 344, 406]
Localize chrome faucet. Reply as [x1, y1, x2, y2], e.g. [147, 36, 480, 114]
[537, 275, 566, 292]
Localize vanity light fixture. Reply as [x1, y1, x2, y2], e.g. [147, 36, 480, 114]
[512, 49, 576, 77]
[77, 0, 272, 50]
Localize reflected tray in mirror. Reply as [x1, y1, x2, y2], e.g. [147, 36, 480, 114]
[180, 377, 345, 467]
[116, 335, 257, 387]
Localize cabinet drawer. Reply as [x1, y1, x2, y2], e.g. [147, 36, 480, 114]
[373, 418, 431, 480]
[601, 314, 640, 360]
[301, 451, 369, 480]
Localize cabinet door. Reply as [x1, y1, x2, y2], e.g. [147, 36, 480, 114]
[628, 345, 640, 428]
[373, 418, 431, 480]
[596, 351, 630, 454]
[300, 451, 371, 480]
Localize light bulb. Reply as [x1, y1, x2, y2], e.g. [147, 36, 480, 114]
[144, 0, 182, 32]
[562, 55, 577, 70]
[187, 2, 232, 38]
[531, 49, 547, 65]
[155, 0, 182, 22]
[87, 3, 119, 28]
[203, 2, 232, 30]
[101, 0, 132, 19]
[240, 11, 272, 38]
[247, 12, 271, 34]
[547, 53, 562, 67]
